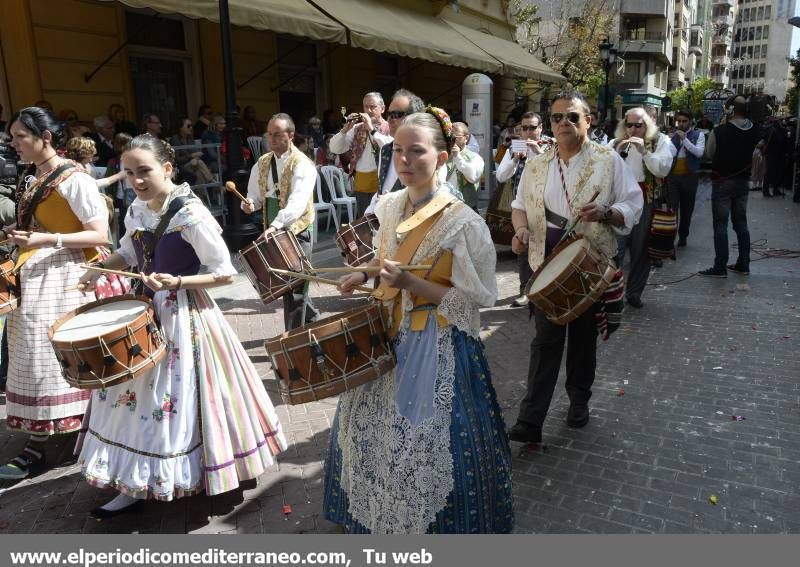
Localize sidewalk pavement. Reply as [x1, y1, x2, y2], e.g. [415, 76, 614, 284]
[1, 178, 799, 533]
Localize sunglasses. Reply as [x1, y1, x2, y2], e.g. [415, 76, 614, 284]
[387, 111, 407, 119]
[550, 112, 583, 124]
[625, 122, 644, 128]
[520, 124, 540, 131]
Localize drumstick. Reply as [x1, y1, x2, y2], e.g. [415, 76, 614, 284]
[308, 264, 431, 274]
[557, 190, 602, 246]
[80, 264, 142, 279]
[225, 181, 248, 203]
[0, 238, 11, 247]
[267, 267, 375, 294]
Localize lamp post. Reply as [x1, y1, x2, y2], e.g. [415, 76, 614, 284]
[599, 38, 617, 122]
[686, 84, 694, 116]
[788, 17, 800, 194]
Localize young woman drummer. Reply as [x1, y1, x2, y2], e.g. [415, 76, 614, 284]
[0, 107, 109, 480]
[76, 135, 286, 517]
[324, 108, 514, 533]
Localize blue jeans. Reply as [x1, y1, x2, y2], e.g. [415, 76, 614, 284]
[711, 179, 750, 271]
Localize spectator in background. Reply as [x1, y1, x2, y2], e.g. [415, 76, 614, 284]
[497, 116, 517, 151]
[33, 100, 54, 113]
[322, 108, 341, 135]
[170, 117, 214, 187]
[589, 111, 608, 145]
[242, 106, 266, 137]
[100, 132, 133, 239]
[201, 114, 226, 174]
[87, 116, 116, 167]
[65, 136, 103, 179]
[60, 109, 89, 140]
[194, 104, 214, 139]
[315, 134, 337, 168]
[762, 118, 789, 197]
[751, 140, 766, 192]
[305, 116, 325, 148]
[141, 112, 164, 138]
[294, 133, 314, 161]
[108, 103, 138, 137]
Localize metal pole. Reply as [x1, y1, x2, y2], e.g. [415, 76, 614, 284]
[604, 63, 611, 122]
[218, 0, 260, 250]
[793, 95, 800, 194]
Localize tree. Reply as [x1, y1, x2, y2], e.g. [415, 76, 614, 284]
[786, 48, 800, 118]
[665, 76, 718, 116]
[507, 0, 617, 96]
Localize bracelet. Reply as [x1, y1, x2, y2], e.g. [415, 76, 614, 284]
[175, 276, 182, 290]
[54, 233, 63, 249]
[360, 271, 369, 284]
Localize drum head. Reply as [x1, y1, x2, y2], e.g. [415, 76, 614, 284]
[529, 239, 586, 295]
[53, 299, 149, 341]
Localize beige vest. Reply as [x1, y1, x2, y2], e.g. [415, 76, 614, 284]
[256, 144, 315, 234]
[522, 141, 618, 272]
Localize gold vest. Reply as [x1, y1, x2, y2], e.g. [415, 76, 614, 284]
[256, 144, 315, 234]
[522, 141, 618, 272]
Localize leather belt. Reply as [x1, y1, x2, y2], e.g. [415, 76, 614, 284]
[544, 207, 569, 229]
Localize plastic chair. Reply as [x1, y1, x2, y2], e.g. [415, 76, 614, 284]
[319, 165, 356, 224]
[246, 136, 264, 160]
[313, 172, 339, 243]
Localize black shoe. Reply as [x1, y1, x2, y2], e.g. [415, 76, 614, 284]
[726, 264, 750, 275]
[763, 192, 772, 198]
[698, 267, 727, 278]
[566, 404, 590, 428]
[89, 499, 143, 519]
[651, 258, 663, 268]
[626, 296, 644, 308]
[677, 238, 687, 247]
[507, 421, 542, 444]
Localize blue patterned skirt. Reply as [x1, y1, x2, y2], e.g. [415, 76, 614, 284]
[323, 327, 514, 533]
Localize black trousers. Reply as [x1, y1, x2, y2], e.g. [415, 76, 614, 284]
[282, 231, 319, 330]
[518, 248, 532, 295]
[516, 304, 599, 428]
[667, 172, 699, 240]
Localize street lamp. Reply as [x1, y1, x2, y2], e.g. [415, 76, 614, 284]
[599, 38, 618, 122]
[686, 84, 694, 115]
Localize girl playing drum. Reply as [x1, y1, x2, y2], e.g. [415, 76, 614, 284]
[75, 135, 285, 517]
[324, 108, 513, 533]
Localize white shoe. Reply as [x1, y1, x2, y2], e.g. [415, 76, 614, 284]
[512, 295, 529, 307]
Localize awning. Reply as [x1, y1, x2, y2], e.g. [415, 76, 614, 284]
[309, 0, 502, 74]
[444, 20, 564, 83]
[112, 0, 347, 44]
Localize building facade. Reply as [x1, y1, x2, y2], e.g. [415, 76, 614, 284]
[669, 0, 701, 90]
[709, 0, 737, 88]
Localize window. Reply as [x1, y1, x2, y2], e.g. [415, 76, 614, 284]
[672, 47, 679, 66]
[126, 12, 186, 50]
[756, 26, 762, 40]
[748, 27, 754, 41]
[745, 65, 752, 78]
[624, 18, 647, 40]
[734, 46, 740, 58]
[765, 6, 771, 18]
[760, 63, 765, 77]
[757, 6, 764, 20]
[747, 45, 753, 57]
[753, 45, 760, 59]
[735, 27, 741, 41]
[621, 61, 641, 84]
[763, 25, 769, 39]
[732, 68, 739, 79]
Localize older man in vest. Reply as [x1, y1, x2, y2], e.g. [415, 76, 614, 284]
[243, 112, 319, 330]
[446, 122, 484, 210]
[507, 90, 642, 444]
[666, 110, 705, 247]
[329, 92, 392, 217]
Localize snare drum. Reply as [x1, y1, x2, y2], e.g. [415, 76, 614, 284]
[264, 302, 395, 405]
[335, 214, 380, 266]
[239, 230, 312, 305]
[0, 258, 19, 315]
[49, 296, 166, 390]
[526, 238, 616, 325]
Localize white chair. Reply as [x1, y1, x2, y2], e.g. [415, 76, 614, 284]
[313, 172, 339, 243]
[247, 136, 264, 160]
[319, 165, 356, 224]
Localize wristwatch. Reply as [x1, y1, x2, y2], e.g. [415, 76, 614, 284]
[602, 208, 614, 222]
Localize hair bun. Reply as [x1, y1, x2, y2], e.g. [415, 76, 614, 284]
[425, 106, 454, 149]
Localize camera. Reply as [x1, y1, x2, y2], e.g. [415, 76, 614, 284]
[0, 133, 21, 186]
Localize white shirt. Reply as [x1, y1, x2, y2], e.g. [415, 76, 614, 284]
[606, 133, 675, 182]
[329, 127, 392, 173]
[466, 135, 480, 154]
[244, 148, 317, 230]
[674, 129, 705, 159]
[446, 149, 484, 188]
[496, 150, 522, 184]
[365, 148, 399, 216]
[511, 142, 642, 234]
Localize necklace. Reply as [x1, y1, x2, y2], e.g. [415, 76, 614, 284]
[35, 154, 60, 177]
[409, 188, 436, 214]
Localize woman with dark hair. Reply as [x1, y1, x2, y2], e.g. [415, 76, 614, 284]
[75, 134, 285, 517]
[0, 106, 110, 479]
[108, 103, 138, 138]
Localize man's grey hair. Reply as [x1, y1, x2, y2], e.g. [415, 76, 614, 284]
[614, 107, 659, 142]
[391, 88, 425, 113]
[268, 112, 296, 133]
[94, 115, 113, 129]
[453, 121, 470, 136]
[363, 92, 385, 107]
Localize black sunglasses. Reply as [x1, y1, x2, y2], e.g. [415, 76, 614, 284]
[550, 112, 583, 125]
[520, 124, 540, 131]
[387, 110, 408, 119]
[625, 122, 644, 128]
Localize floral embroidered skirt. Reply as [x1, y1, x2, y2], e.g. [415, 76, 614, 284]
[323, 325, 514, 533]
[77, 289, 286, 500]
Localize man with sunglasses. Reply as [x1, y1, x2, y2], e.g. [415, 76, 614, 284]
[666, 110, 705, 248]
[496, 112, 552, 307]
[506, 90, 642, 444]
[364, 89, 425, 216]
[330, 92, 392, 217]
[608, 107, 675, 308]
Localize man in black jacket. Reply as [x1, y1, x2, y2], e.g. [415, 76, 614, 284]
[700, 96, 760, 277]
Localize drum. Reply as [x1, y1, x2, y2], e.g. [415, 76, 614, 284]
[526, 238, 616, 325]
[49, 296, 166, 390]
[0, 258, 19, 315]
[239, 230, 312, 305]
[648, 206, 677, 260]
[485, 179, 515, 245]
[335, 214, 380, 266]
[264, 302, 395, 405]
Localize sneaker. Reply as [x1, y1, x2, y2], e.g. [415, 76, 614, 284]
[726, 264, 750, 275]
[698, 267, 727, 278]
[512, 295, 529, 308]
[507, 421, 542, 444]
[0, 447, 46, 480]
[651, 258, 663, 268]
[626, 296, 644, 308]
[566, 404, 590, 428]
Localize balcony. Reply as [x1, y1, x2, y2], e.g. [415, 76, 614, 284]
[711, 0, 734, 6]
[712, 54, 731, 67]
[619, 0, 669, 17]
[712, 29, 732, 45]
[713, 14, 733, 28]
[688, 44, 703, 56]
[619, 30, 668, 61]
